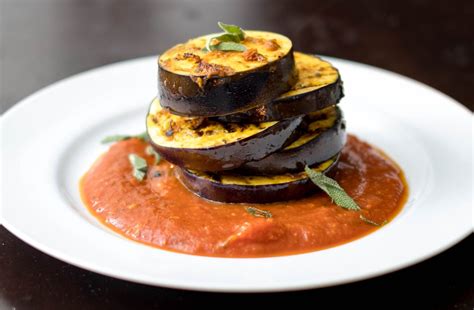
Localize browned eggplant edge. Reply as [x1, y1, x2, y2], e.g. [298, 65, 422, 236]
[175, 154, 340, 204]
[216, 76, 343, 123]
[238, 107, 346, 174]
[147, 111, 304, 172]
[158, 48, 296, 117]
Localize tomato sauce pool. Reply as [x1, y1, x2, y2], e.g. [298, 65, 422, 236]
[80, 135, 408, 257]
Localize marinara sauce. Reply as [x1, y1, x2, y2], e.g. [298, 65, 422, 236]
[81, 135, 407, 257]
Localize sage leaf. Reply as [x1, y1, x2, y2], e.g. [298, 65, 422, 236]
[203, 22, 246, 52]
[213, 42, 247, 52]
[304, 166, 361, 211]
[128, 154, 148, 181]
[246, 206, 272, 218]
[218, 21, 245, 40]
[132, 169, 147, 181]
[360, 215, 387, 226]
[213, 33, 241, 43]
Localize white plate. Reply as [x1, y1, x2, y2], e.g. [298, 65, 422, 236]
[1, 56, 472, 292]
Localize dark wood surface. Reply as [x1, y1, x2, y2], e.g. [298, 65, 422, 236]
[1, 0, 473, 309]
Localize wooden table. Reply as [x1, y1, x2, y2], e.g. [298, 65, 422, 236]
[1, 0, 473, 308]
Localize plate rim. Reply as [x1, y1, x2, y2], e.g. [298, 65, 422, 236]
[1, 55, 472, 292]
[1, 218, 472, 292]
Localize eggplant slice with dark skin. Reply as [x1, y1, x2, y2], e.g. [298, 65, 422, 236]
[239, 106, 346, 174]
[147, 98, 303, 172]
[159, 31, 296, 117]
[216, 52, 344, 122]
[176, 155, 339, 204]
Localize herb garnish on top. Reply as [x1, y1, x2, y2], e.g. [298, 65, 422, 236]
[203, 22, 247, 52]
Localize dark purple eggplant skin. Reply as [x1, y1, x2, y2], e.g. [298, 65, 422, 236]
[238, 107, 346, 174]
[215, 77, 344, 123]
[158, 49, 296, 117]
[175, 156, 339, 204]
[148, 116, 303, 172]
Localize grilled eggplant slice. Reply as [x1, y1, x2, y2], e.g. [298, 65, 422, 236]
[176, 155, 339, 203]
[239, 106, 346, 174]
[217, 52, 343, 122]
[158, 31, 296, 117]
[146, 98, 303, 172]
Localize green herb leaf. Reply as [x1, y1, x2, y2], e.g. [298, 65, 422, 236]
[213, 33, 241, 43]
[205, 39, 247, 52]
[101, 132, 149, 144]
[203, 22, 246, 52]
[246, 206, 272, 218]
[145, 145, 161, 165]
[304, 166, 361, 211]
[360, 215, 387, 226]
[218, 21, 245, 40]
[129, 154, 147, 170]
[132, 169, 147, 181]
[128, 154, 148, 181]
[213, 42, 247, 52]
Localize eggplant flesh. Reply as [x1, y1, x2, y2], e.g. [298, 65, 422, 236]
[239, 106, 346, 174]
[216, 52, 343, 123]
[176, 155, 339, 204]
[147, 98, 303, 172]
[158, 31, 296, 117]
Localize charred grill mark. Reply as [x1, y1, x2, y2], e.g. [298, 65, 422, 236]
[166, 120, 176, 137]
[170, 119, 181, 132]
[192, 118, 210, 131]
[254, 105, 267, 117]
[264, 39, 280, 51]
[181, 117, 207, 131]
[208, 172, 222, 182]
[236, 123, 251, 132]
[221, 122, 237, 133]
[194, 60, 235, 78]
[184, 53, 201, 62]
[242, 48, 267, 62]
[174, 52, 201, 63]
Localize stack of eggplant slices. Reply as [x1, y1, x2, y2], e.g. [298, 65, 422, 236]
[146, 23, 346, 203]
